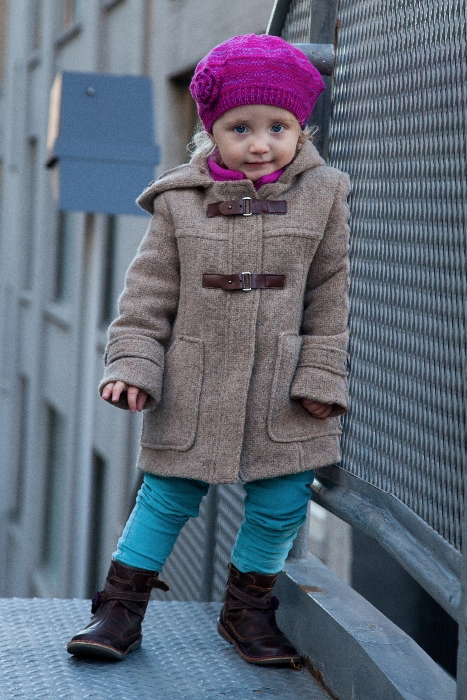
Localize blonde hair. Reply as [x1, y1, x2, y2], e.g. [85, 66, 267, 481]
[187, 126, 216, 160]
[187, 122, 317, 162]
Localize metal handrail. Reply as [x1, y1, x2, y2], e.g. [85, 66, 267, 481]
[313, 465, 462, 621]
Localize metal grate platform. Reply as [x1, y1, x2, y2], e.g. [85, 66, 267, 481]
[0, 598, 331, 700]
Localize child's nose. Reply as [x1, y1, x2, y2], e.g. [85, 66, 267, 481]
[249, 135, 270, 154]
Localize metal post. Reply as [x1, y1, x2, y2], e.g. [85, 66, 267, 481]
[266, 0, 294, 36]
[307, 0, 339, 160]
[267, 0, 339, 160]
[456, 475, 467, 696]
[293, 42, 334, 75]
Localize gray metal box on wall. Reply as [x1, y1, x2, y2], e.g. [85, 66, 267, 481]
[46, 72, 160, 216]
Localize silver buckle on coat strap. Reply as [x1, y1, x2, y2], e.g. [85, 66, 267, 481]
[241, 272, 252, 291]
[242, 197, 252, 216]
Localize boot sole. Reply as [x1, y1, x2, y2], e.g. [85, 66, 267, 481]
[67, 636, 142, 661]
[217, 619, 302, 667]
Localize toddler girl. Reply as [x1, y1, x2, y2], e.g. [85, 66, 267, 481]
[67, 33, 350, 668]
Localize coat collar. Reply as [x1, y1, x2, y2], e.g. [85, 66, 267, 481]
[137, 140, 325, 214]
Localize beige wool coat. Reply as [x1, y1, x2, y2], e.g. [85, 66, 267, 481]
[100, 140, 351, 484]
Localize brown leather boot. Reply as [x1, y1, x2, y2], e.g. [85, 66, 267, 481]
[67, 559, 169, 660]
[217, 563, 302, 667]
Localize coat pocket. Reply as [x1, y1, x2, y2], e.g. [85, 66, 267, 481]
[267, 333, 341, 443]
[141, 336, 203, 451]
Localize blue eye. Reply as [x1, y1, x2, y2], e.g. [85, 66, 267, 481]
[233, 125, 248, 134]
[271, 124, 284, 133]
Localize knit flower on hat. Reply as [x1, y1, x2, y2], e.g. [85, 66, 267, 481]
[191, 65, 221, 106]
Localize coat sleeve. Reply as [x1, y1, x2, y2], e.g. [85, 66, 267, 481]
[290, 171, 351, 416]
[99, 192, 180, 410]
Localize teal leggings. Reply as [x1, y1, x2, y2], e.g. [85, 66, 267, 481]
[114, 469, 314, 575]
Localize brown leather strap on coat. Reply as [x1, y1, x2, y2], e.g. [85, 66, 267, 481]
[206, 198, 287, 217]
[202, 273, 285, 291]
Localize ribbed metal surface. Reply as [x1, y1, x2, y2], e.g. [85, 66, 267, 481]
[329, 0, 467, 550]
[0, 598, 328, 700]
[281, 0, 311, 43]
[152, 488, 213, 602]
[151, 483, 245, 602]
[212, 483, 245, 600]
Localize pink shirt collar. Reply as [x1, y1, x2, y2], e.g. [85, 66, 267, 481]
[208, 155, 285, 190]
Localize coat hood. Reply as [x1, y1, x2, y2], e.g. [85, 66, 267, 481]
[136, 140, 326, 214]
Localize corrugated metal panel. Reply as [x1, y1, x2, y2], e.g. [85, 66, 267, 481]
[151, 490, 213, 601]
[281, 0, 311, 42]
[152, 484, 244, 602]
[329, 0, 467, 550]
[211, 483, 245, 600]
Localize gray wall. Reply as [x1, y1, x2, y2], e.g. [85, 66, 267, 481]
[0, 0, 274, 599]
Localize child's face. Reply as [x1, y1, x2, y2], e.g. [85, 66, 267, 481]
[210, 105, 301, 182]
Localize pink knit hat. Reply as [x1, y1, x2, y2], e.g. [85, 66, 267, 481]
[189, 34, 326, 133]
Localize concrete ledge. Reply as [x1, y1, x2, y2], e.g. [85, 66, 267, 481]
[276, 554, 456, 700]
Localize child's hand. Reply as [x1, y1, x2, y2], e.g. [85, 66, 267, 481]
[102, 381, 148, 413]
[301, 398, 333, 419]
